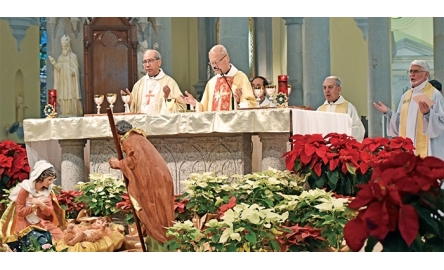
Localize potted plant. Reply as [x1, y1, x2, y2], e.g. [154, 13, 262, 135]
[74, 173, 127, 218]
[344, 151, 444, 252]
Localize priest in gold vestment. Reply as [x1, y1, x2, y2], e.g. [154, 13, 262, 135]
[180, 44, 256, 111]
[122, 49, 186, 114]
[317, 76, 365, 142]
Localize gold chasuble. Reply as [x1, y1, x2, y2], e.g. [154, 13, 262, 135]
[318, 101, 349, 113]
[400, 82, 434, 158]
[212, 76, 233, 111]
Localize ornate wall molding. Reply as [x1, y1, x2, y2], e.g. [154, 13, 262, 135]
[7, 17, 37, 51]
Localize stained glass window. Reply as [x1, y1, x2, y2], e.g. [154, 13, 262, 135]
[39, 17, 47, 118]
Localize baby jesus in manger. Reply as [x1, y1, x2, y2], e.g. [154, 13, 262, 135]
[63, 217, 112, 248]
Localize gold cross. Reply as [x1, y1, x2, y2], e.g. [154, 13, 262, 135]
[145, 90, 154, 105]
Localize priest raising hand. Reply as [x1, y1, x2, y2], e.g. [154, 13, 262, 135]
[373, 59, 444, 161]
[180, 45, 256, 112]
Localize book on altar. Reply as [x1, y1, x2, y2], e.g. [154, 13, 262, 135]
[412, 93, 435, 107]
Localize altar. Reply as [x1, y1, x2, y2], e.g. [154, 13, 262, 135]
[23, 108, 352, 194]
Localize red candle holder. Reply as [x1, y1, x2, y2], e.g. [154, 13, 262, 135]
[48, 89, 57, 112]
[278, 75, 288, 95]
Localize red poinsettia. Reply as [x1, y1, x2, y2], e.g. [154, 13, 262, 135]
[0, 140, 30, 194]
[218, 196, 236, 217]
[344, 152, 444, 252]
[277, 223, 326, 252]
[56, 190, 85, 218]
[116, 192, 133, 212]
[282, 133, 415, 196]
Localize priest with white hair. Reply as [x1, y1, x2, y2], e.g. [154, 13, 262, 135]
[373, 59, 444, 161]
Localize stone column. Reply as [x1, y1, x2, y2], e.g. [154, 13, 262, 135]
[433, 17, 444, 84]
[219, 18, 250, 75]
[283, 17, 304, 106]
[193, 17, 209, 98]
[303, 17, 330, 109]
[155, 17, 174, 76]
[254, 17, 273, 83]
[367, 18, 391, 137]
[59, 139, 87, 190]
[259, 133, 290, 171]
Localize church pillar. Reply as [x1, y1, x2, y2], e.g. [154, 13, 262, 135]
[254, 18, 273, 83]
[259, 133, 289, 171]
[219, 17, 250, 75]
[303, 17, 330, 109]
[433, 17, 444, 84]
[59, 139, 86, 190]
[193, 17, 209, 98]
[367, 18, 391, 137]
[156, 17, 174, 76]
[283, 17, 304, 106]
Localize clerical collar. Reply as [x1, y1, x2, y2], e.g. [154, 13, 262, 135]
[328, 96, 341, 105]
[223, 65, 232, 75]
[411, 80, 427, 93]
[149, 72, 160, 79]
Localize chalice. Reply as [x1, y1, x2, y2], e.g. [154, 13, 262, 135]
[121, 93, 131, 113]
[94, 94, 104, 114]
[166, 98, 177, 113]
[106, 93, 117, 113]
[265, 85, 276, 104]
[253, 86, 264, 108]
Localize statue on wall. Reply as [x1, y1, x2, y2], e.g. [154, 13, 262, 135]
[48, 34, 83, 117]
[16, 92, 27, 123]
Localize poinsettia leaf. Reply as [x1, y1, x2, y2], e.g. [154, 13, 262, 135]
[326, 170, 338, 190]
[363, 201, 390, 240]
[245, 231, 257, 244]
[348, 184, 374, 209]
[344, 218, 368, 252]
[398, 204, 419, 246]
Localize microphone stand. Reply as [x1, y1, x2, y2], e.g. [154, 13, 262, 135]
[218, 68, 237, 110]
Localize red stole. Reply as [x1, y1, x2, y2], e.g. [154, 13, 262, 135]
[211, 76, 233, 111]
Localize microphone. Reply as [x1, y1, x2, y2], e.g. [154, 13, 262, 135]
[216, 67, 237, 110]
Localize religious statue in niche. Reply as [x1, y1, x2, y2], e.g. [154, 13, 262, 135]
[48, 34, 83, 117]
[16, 92, 27, 123]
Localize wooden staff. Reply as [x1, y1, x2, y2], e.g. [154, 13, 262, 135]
[106, 108, 147, 252]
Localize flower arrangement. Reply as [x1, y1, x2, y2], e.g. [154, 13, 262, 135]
[282, 133, 415, 196]
[344, 151, 444, 252]
[74, 173, 127, 217]
[0, 140, 30, 199]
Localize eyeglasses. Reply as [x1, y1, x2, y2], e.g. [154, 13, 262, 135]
[408, 69, 426, 75]
[142, 58, 159, 65]
[209, 55, 227, 66]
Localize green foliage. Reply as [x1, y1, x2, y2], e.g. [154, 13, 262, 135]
[74, 173, 127, 217]
[167, 169, 353, 252]
[274, 188, 354, 250]
[181, 172, 235, 216]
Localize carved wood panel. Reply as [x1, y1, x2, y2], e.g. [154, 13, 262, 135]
[83, 17, 138, 114]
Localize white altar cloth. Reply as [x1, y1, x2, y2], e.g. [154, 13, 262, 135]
[291, 108, 352, 137]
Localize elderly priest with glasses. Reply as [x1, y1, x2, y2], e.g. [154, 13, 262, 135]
[373, 59, 444, 161]
[180, 44, 256, 111]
